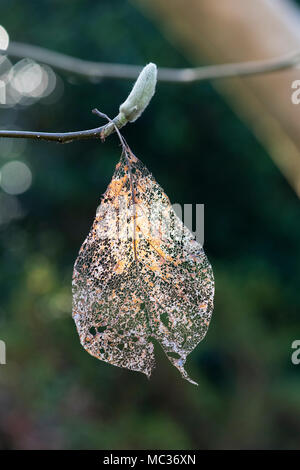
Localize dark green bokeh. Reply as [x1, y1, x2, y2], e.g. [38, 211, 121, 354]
[0, 0, 300, 450]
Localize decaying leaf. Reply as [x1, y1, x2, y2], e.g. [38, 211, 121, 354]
[72, 142, 214, 385]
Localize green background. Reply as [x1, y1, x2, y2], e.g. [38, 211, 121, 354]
[0, 0, 300, 449]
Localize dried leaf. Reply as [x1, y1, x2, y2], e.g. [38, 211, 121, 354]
[72, 144, 214, 385]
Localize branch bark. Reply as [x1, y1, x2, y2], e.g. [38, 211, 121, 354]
[5, 41, 300, 83]
[0, 62, 157, 144]
[1, 41, 300, 144]
[0, 123, 118, 144]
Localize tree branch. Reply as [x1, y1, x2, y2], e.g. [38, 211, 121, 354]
[5, 41, 300, 83]
[0, 62, 157, 144]
[1, 41, 300, 143]
[0, 124, 117, 144]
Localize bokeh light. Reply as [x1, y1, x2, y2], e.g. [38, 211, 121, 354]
[0, 136, 26, 158]
[0, 160, 32, 195]
[0, 25, 9, 51]
[0, 55, 13, 85]
[12, 59, 47, 97]
[0, 57, 57, 107]
[0, 192, 23, 225]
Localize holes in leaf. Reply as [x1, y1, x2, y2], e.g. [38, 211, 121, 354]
[97, 325, 107, 333]
[167, 352, 181, 360]
[148, 336, 155, 344]
[160, 312, 169, 328]
[89, 326, 97, 336]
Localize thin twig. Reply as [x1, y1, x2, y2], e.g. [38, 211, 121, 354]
[5, 41, 300, 83]
[1, 43, 300, 143]
[0, 110, 129, 143]
[0, 123, 114, 144]
[0, 63, 157, 144]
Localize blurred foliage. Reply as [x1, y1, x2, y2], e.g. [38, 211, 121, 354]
[0, 0, 300, 450]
